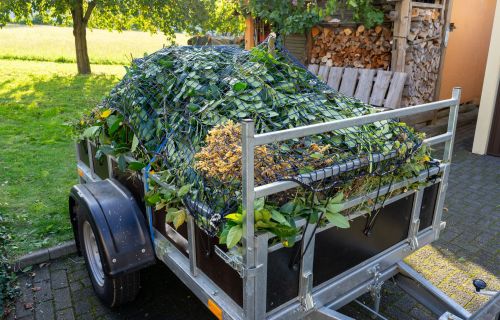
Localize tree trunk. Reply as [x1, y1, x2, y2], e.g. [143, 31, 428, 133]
[72, 1, 91, 74]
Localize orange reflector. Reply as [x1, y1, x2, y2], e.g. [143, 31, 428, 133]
[77, 168, 84, 177]
[207, 299, 222, 320]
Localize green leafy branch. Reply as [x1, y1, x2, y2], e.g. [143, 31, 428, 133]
[145, 183, 192, 229]
[219, 192, 349, 249]
[244, 0, 384, 35]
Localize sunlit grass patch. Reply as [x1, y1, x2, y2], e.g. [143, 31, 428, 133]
[0, 24, 189, 65]
[0, 59, 121, 257]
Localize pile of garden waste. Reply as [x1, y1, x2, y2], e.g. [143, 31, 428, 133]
[76, 39, 432, 250]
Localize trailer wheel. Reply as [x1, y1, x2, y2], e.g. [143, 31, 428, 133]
[78, 209, 140, 307]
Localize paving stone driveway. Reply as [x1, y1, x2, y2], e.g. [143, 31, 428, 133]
[7, 124, 499, 320]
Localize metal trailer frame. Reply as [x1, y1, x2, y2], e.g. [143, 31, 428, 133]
[74, 87, 499, 319]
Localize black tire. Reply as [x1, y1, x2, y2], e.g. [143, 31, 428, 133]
[77, 206, 141, 307]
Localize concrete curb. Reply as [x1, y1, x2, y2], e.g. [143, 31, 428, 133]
[13, 240, 78, 271]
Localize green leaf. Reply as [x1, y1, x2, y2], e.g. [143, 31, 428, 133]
[187, 103, 200, 112]
[128, 161, 146, 171]
[299, 165, 315, 174]
[271, 209, 291, 227]
[233, 81, 247, 92]
[261, 209, 272, 222]
[131, 134, 139, 152]
[158, 59, 174, 68]
[254, 198, 265, 211]
[280, 201, 295, 214]
[325, 212, 350, 228]
[219, 224, 231, 245]
[326, 203, 343, 214]
[226, 225, 243, 249]
[82, 126, 101, 139]
[268, 224, 298, 238]
[145, 192, 161, 205]
[107, 115, 122, 135]
[310, 152, 324, 159]
[331, 192, 344, 203]
[177, 184, 191, 197]
[118, 155, 127, 172]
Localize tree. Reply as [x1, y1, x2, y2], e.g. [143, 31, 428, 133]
[0, 0, 213, 74]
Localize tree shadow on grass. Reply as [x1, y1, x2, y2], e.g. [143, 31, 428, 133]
[0, 72, 120, 257]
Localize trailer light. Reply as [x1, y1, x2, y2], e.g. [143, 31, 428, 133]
[77, 168, 84, 177]
[207, 299, 222, 320]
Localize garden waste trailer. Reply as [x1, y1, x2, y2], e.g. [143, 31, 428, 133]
[68, 40, 498, 319]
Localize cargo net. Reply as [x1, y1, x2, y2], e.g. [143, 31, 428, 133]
[99, 37, 424, 237]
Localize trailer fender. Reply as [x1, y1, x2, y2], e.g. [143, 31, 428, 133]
[69, 179, 155, 277]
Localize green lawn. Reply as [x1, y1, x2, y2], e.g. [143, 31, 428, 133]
[0, 24, 189, 65]
[0, 59, 123, 257]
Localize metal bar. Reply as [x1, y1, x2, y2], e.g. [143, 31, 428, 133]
[77, 162, 100, 183]
[254, 151, 397, 198]
[431, 164, 450, 240]
[265, 165, 444, 241]
[396, 261, 471, 319]
[75, 143, 86, 183]
[186, 215, 198, 277]
[353, 300, 389, 320]
[254, 233, 269, 319]
[241, 119, 257, 319]
[469, 292, 500, 320]
[423, 132, 453, 146]
[443, 87, 461, 162]
[408, 188, 424, 250]
[305, 307, 357, 320]
[107, 156, 114, 179]
[87, 139, 96, 178]
[254, 98, 457, 146]
[299, 224, 316, 311]
[154, 231, 244, 320]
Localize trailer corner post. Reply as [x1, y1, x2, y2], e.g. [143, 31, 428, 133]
[255, 233, 269, 319]
[242, 119, 258, 319]
[408, 187, 425, 251]
[187, 215, 198, 277]
[444, 87, 461, 162]
[299, 224, 316, 311]
[432, 163, 451, 241]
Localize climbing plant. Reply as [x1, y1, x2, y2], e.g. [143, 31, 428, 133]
[243, 0, 384, 34]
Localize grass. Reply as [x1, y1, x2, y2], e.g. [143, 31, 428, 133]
[0, 24, 190, 65]
[0, 59, 123, 257]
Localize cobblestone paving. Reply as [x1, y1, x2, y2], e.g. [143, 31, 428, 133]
[6, 124, 499, 320]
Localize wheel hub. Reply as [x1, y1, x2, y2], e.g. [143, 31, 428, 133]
[83, 221, 105, 287]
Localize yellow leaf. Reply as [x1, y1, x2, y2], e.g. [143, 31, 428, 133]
[100, 109, 112, 119]
[422, 155, 431, 162]
[173, 210, 186, 229]
[225, 213, 243, 223]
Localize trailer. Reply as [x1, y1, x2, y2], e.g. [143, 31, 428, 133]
[69, 87, 499, 320]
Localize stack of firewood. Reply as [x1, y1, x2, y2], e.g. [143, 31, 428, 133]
[402, 8, 443, 105]
[310, 25, 392, 69]
[408, 8, 442, 42]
